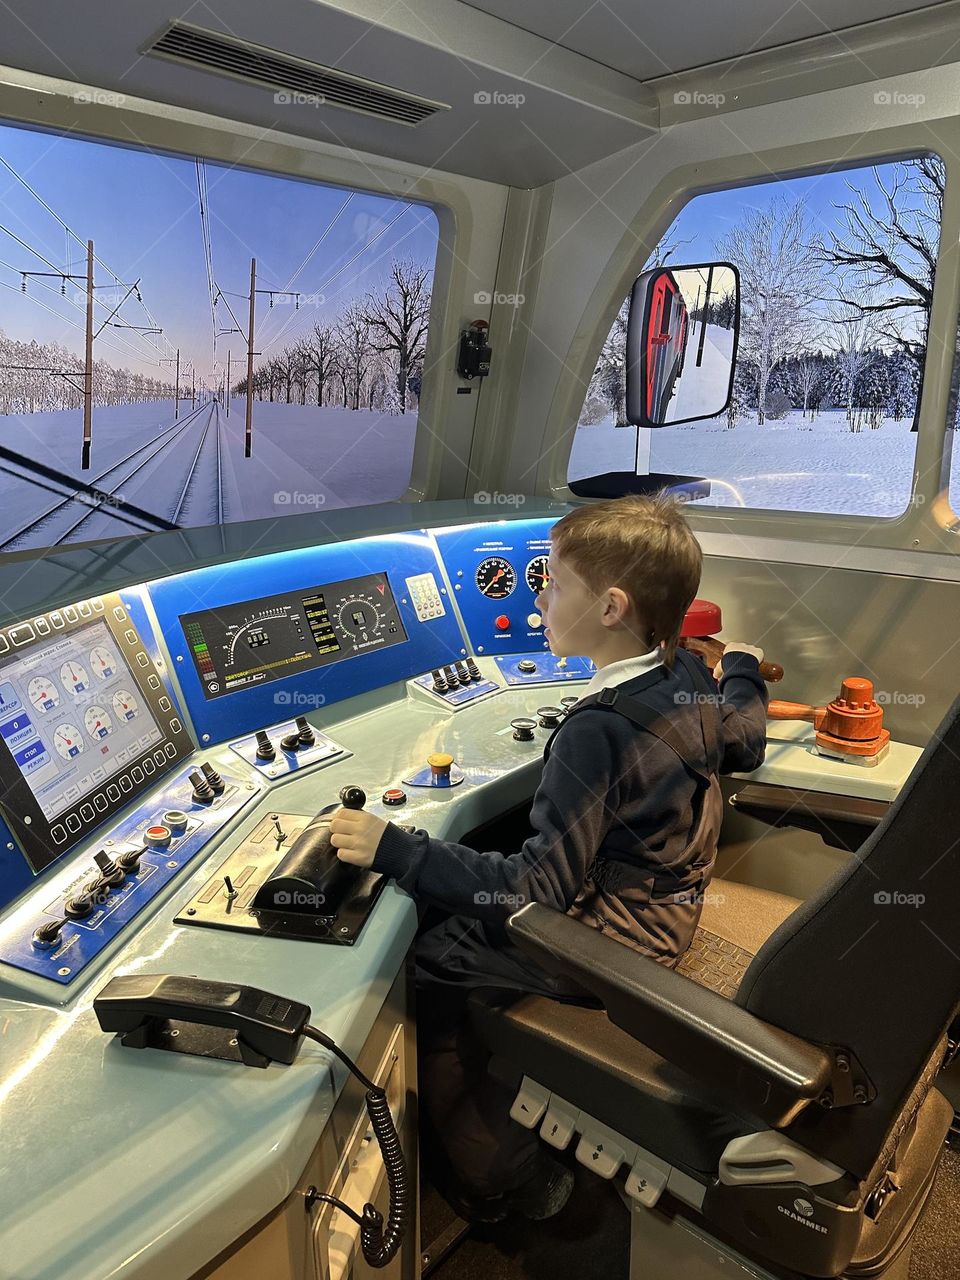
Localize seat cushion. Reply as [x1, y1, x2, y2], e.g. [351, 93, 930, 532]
[469, 877, 803, 1174]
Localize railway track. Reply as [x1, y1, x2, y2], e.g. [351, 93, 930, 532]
[0, 401, 222, 551]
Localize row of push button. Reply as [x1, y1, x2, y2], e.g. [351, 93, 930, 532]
[0, 598, 107, 652]
[50, 744, 179, 844]
[510, 1075, 671, 1206]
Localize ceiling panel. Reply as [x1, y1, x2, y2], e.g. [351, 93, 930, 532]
[459, 0, 951, 79]
[0, 0, 655, 188]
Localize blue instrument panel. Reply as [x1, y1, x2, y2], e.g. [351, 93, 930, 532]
[147, 532, 468, 746]
[433, 519, 555, 656]
[0, 765, 261, 983]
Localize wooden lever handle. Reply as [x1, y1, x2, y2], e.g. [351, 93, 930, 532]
[679, 635, 784, 684]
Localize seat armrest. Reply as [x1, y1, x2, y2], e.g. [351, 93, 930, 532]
[507, 904, 836, 1128]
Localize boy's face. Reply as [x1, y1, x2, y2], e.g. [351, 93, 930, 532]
[536, 546, 612, 658]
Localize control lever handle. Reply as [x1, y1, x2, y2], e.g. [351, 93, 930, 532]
[252, 785, 367, 914]
[680, 635, 783, 683]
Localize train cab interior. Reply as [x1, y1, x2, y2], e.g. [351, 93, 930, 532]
[3, 2, 960, 1279]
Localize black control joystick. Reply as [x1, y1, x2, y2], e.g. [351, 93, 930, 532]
[32, 917, 65, 948]
[252, 784, 368, 916]
[296, 715, 316, 747]
[94, 849, 125, 887]
[200, 761, 225, 794]
[117, 848, 145, 874]
[190, 770, 215, 804]
[255, 730, 276, 762]
[64, 891, 94, 920]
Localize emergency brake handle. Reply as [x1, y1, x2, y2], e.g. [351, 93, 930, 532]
[680, 634, 784, 683]
[93, 973, 311, 1065]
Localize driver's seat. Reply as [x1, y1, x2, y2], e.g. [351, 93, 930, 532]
[469, 696, 960, 1279]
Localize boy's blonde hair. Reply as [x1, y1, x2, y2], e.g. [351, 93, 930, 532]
[551, 492, 701, 665]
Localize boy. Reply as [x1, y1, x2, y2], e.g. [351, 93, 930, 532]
[330, 493, 768, 1221]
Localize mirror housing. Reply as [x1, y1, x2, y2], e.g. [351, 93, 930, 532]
[625, 262, 739, 427]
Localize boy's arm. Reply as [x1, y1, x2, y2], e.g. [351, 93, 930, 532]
[369, 710, 626, 922]
[715, 646, 769, 773]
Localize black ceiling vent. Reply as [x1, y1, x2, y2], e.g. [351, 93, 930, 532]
[143, 21, 449, 127]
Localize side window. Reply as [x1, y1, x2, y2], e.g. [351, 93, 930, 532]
[569, 156, 945, 517]
[0, 118, 439, 555]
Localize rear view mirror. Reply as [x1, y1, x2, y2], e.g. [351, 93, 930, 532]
[625, 262, 739, 427]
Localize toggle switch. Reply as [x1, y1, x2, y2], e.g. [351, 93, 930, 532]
[64, 891, 94, 920]
[255, 730, 276, 762]
[190, 770, 215, 803]
[117, 847, 145, 873]
[200, 761, 224, 794]
[32, 917, 66, 948]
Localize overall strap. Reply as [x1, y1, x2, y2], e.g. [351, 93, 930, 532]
[545, 651, 722, 785]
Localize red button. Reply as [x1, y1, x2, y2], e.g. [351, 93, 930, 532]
[495, 615, 511, 631]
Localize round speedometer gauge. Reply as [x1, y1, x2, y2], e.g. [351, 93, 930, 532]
[475, 556, 516, 599]
[525, 555, 549, 594]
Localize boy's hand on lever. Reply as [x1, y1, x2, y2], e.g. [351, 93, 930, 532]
[329, 807, 389, 868]
[713, 642, 764, 681]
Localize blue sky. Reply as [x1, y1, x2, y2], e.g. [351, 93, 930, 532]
[0, 119, 439, 385]
[652, 156, 942, 268]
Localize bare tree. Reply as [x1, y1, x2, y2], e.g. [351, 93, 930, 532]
[362, 259, 431, 406]
[307, 323, 335, 407]
[826, 285, 883, 432]
[817, 157, 943, 431]
[716, 197, 824, 423]
[336, 303, 372, 410]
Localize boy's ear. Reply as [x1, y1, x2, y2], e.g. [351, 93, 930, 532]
[604, 586, 632, 625]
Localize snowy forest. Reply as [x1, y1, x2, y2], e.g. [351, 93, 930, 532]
[580, 157, 945, 434]
[0, 256, 430, 419]
[232, 258, 430, 415]
[0, 339, 175, 414]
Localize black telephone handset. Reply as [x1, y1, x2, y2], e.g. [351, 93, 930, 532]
[254, 784, 367, 915]
[95, 972, 410, 1268]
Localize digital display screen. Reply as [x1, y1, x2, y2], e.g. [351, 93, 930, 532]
[180, 572, 407, 699]
[0, 619, 165, 822]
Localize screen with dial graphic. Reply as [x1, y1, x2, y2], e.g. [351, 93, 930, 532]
[180, 572, 408, 700]
[0, 618, 164, 823]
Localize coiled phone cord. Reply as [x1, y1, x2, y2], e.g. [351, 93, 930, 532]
[302, 1024, 410, 1268]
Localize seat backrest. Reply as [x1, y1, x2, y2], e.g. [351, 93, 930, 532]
[735, 695, 960, 1178]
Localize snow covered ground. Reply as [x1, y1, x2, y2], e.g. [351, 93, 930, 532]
[667, 324, 735, 423]
[568, 409, 952, 517]
[0, 399, 419, 548]
[216, 400, 418, 520]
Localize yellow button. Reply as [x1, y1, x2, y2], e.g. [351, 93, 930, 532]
[427, 752, 454, 768]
